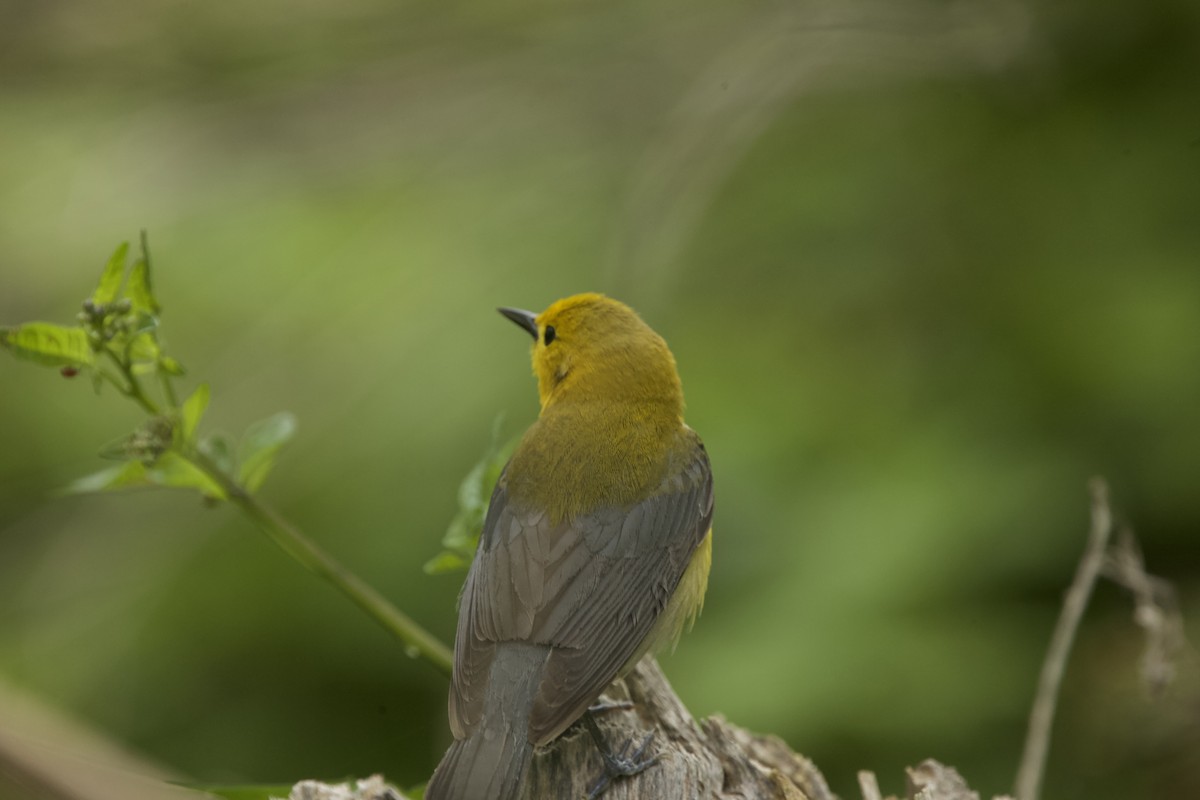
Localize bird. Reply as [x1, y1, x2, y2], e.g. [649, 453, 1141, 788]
[425, 293, 714, 800]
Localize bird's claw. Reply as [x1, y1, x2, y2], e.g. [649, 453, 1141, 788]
[585, 730, 658, 799]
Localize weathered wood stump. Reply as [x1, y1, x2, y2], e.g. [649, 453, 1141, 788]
[283, 656, 1010, 800]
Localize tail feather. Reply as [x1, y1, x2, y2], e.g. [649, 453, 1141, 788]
[425, 644, 548, 800]
[425, 725, 533, 800]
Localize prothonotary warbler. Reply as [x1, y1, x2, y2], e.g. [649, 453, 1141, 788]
[425, 293, 713, 800]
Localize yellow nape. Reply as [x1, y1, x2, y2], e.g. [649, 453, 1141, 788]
[506, 293, 690, 523]
[527, 293, 683, 415]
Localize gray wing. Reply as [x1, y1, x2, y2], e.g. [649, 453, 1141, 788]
[448, 434, 713, 744]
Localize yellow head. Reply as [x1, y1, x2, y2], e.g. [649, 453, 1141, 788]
[498, 293, 683, 417]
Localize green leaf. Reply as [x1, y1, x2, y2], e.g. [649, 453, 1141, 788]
[160, 355, 186, 375]
[456, 460, 487, 521]
[199, 432, 236, 476]
[127, 331, 160, 364]
[238, 412, 297, 493]
[117, 313, 159, 367]
[180, 384, 210, 441]
[126, 256, 161, 314]
[1, 323, 94, 367]
[422, 551, 467, 575]
[60, 461, 149, 494]
[92, 242, 129, 306]
[146, 451, 227, 499]
[425, 419, 515, 574]
[129, 311, 159, 337]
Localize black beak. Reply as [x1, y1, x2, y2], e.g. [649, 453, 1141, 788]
[498, 307, 539, 340]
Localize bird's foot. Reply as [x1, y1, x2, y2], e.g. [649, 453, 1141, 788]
[583, 713, 658, 799]
[587, 700, 634, 715]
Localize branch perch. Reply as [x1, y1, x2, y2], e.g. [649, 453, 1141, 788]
[286, 658, 1010, 800]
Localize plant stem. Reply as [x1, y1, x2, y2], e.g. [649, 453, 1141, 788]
[186, 447, 454, 676]
[94, 305, 454, 676]
[93, 366, 132, 395]
[103, 348, 161, 416]
[158, 369, 179, 409]
[1013, 477, 1113, 800]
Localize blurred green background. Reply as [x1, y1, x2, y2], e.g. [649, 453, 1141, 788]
[2, 1, 1198, 798]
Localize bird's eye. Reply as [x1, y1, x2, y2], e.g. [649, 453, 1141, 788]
[543, 325, 556, 345]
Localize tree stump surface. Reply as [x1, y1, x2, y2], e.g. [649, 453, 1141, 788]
[282, 657, 1012, 800]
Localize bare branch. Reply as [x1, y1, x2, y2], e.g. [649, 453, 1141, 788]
[1013, 477, 1113, 800]
[1102, 527, 1189, 697]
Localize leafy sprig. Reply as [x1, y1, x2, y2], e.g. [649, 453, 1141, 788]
[425, 416, 515, 575]
[2, 235, 452, 675]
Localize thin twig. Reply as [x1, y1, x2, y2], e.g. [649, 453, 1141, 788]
[1102, 528, 1187, 697]
[1013, 477, 1113, 800]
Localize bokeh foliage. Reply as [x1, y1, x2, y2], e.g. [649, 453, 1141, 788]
[1, 1, 1198, 799]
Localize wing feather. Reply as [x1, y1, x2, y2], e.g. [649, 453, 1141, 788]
[448, 432, 714, 746]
